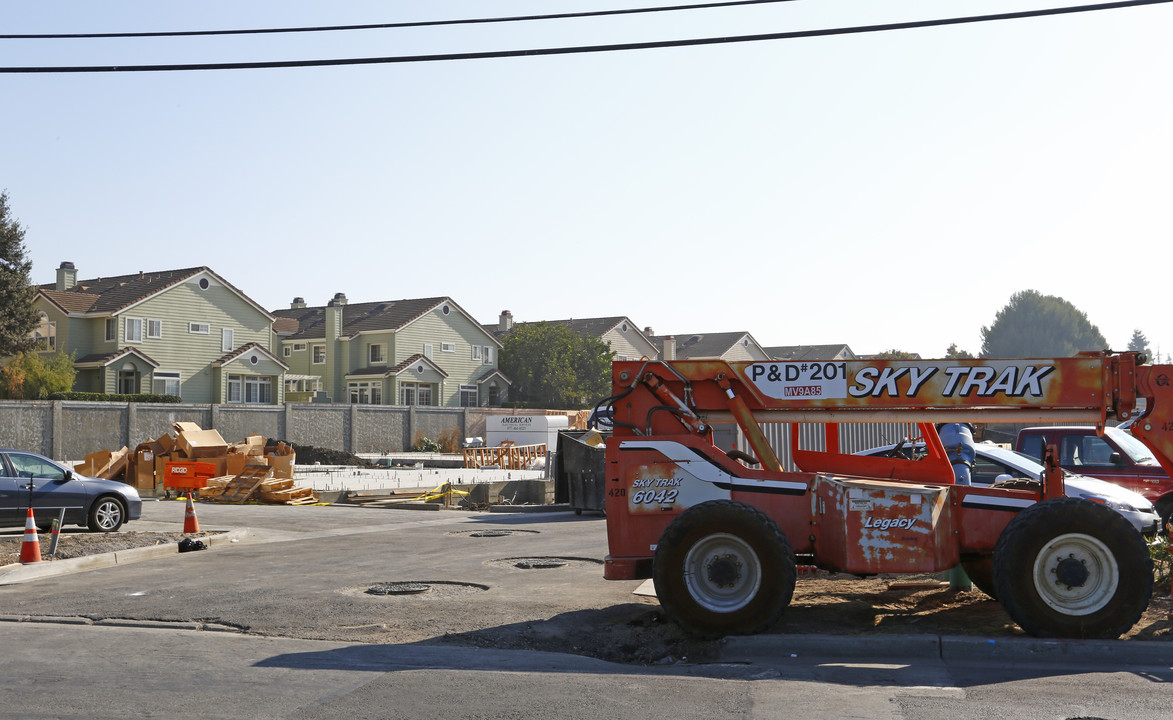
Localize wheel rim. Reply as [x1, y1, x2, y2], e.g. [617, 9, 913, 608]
[1031, 532, 1118, 615]
[682, 532, 762, 613]
[95, 500, 122, 531]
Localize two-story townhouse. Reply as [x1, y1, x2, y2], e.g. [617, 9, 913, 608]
[649, 331, 771, 362]
[272, 294, 508, 407]
[34, 262, 286, 404]
[487, 311, 660, 361]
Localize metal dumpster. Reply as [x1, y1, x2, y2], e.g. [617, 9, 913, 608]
[556, 430, 608, 515]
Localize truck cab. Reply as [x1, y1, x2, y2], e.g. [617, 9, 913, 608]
[1016, 425, 1173, 528]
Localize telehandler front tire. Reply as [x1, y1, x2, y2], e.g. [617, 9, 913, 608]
[653, 500, 795, 639]
[992, 497, 1152, 639]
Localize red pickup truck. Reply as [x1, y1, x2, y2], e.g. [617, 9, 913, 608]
[1016, 425, 1173, 530]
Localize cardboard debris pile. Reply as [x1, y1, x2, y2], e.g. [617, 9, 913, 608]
[76, 423, 316, 505]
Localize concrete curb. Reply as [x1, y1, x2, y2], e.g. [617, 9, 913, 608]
[719, 632, 1173, 667]
[0, 528, 250, 586]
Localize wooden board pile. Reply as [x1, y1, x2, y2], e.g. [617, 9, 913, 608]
[199, 464, 319, 505]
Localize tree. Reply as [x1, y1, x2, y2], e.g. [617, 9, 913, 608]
[500, 322, 614, 409]
[979, 290, 1107, 358]
[1127, 329, 1151, 357]
[945, 343, 974, 359]
[0, 191, 39, 357]
[873, 349, 919, 360]
[0, 351, 76, 399]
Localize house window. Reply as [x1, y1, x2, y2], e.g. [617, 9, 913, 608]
[369, 344, 386, 364]
[32, 313, 55, 351]
[105, 318, 117, 342]
[153, 371, 181, 397]
[146, 319, 162, 339]
[293, 343, 306, 352]
[283, 346, 292, 358]
[229, 375, 271, 404]
[125, 318, 142, 343]
[348, 381, 382, 405]
[189, 322, 209, 334]
[460, 385, 478, 407]
[400, 382, 433, 406]
[482, 346, 493, 365]
[312, 344, 326, 364]
[423, 343, 433, 359]
[442, 342, 455, 353]
[222, 328, 234, 352]
[472, 345, 482, 360]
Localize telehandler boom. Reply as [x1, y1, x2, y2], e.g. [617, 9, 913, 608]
[602, 351, 1171, 639]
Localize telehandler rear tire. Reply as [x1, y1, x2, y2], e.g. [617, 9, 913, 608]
[992, 497, 1152, 639]
[653, 500, 795, 639]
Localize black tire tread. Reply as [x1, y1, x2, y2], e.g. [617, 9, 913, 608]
[992, 497, 1152, 639]
[653, 499, 795, 639]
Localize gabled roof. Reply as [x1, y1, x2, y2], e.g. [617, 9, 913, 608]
[73, 346, 159, 369]
[764, 344, 857, 361]
[37, 266, 275, 320]
[273, 297, 500, 346]
[473, 367, 512, 386]
[492, 316, 652, 345]
[213, 342, 289, 370]
[388, 353, 449, 378]
[650, 331, 764, 360]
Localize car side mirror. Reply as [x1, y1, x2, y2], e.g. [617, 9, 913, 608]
[1109, 452, 1124, 466]
[61, 469, 74, 482]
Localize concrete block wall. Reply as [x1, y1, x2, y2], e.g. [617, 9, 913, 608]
[0, 400, 551, 462]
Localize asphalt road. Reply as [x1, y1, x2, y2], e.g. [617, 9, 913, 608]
[3, 501, 1173, 718]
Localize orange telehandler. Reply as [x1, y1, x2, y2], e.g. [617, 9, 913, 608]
[601, 351, 1171, 639]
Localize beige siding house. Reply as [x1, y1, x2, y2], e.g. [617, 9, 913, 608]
[273, 294, 508, 407]
[489, 311, 660, 361]
[34, 262, 285, 404]
[649, 331, 771, 362]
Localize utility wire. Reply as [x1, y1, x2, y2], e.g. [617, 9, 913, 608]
[4, 0, 798, 39]
[1, 0, 1169, 73]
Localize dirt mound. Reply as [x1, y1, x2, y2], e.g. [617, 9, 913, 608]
[268, 442, 376, 468]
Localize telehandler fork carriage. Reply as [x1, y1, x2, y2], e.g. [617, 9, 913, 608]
[602, 352, 1171, 639]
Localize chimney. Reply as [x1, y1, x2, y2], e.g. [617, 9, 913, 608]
[325, 294, 345, 341]
[499, 310, 513, 333]
[663, 336, 676, 361]
[290, 297, 306, 309]
[56, 261, 77, 291]
[644, 326, 654, 336]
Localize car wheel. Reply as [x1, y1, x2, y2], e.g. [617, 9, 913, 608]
[992, 497, 1152, 639]
[653, 500, 795, 639]
[88, 496, 126, 532]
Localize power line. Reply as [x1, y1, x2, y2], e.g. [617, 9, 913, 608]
[0, 1, 800, 39]
[2, 0, 1169, 73]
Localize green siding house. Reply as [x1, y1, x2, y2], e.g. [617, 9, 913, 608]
[272, 294, 509, 407]
[34, 262, 286, 404]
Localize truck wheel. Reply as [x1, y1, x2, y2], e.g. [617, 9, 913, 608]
[992, 497, 1152, 639]
[960, 555, 997, 599]
[652, 500, 795, 639]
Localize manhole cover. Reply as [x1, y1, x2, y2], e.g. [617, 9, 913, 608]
[366, 582, 432, 595]
[340, 581, 489, 599]
[514, 559, 567, 569]
[470, 530, 513, 537]
[486, 556, 603, 570]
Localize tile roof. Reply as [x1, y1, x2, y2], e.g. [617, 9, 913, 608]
[764, 344, 856, 361]
[73, 346, 159, 368]
[272, 297, 454, 340]
[38, 267, 208, 314]
[213, 342, 289, 369]
[650, 332, 755, 360]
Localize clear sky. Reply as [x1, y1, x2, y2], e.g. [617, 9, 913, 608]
[4, 1, 1170, 359]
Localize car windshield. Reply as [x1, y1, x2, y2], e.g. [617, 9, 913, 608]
[1106, 427, 1158, 464]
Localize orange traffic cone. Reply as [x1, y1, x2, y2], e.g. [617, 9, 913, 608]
[20, 508, 42, 564]
[183, 493, 200, 534]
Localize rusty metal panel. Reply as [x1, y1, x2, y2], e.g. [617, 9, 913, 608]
[812, 476, 956, 574]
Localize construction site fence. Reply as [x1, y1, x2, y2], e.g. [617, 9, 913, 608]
[462, 443, 548, 470]
[0, 399, 581, 464]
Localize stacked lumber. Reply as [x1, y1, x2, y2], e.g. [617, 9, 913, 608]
[200, 465, 319, 505]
